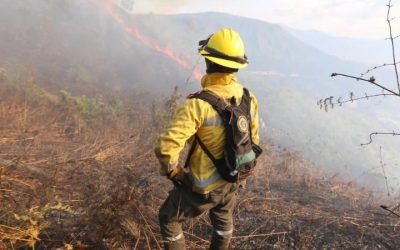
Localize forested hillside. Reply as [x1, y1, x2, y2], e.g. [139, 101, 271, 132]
[1, 1, 400, 248]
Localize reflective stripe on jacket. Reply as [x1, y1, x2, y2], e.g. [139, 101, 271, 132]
[155, 73, 260, 194]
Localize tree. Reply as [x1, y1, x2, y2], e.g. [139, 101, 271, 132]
[321, 0, 400, 214]
[322, 0, 400, 146]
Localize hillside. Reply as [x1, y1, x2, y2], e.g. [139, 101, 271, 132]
[0, 0, 190, 92]
[2, 0, 400, 189]
[0, 74, 399, 249]
[0, 1, 367, 93]
[134, 12, 364, 77]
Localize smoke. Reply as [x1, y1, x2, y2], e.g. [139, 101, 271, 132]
[0, 0, 202, 92]
[102, 0, 202, 80]
[132, 0, 190, 14]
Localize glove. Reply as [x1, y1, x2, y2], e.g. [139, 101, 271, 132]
[166, 166, 185, 186]
[167, 166, 182, 179]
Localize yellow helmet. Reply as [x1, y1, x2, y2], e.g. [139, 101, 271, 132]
[199, 28, 248, 69]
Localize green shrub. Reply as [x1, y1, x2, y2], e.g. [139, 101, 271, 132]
[108, 97, 125, 118]
[59, 90, 102, 118]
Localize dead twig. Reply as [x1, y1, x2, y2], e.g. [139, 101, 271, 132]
[334, 92, 396, 106]
[134, 204, 162, 250]
[133, 230, 141, 250]
[386, 0, 400, 93]
[330, 73, 400, 96]
[143, 231, 151, 250]
[231, 231, 287, 239]
[380, 205, 400, 218]
[360, 131, 400, 146]
[361, 62, 400, 78]
[0, 158, 48, 179]
[378, 146, 390, 197]
[183, 231, 210, 244]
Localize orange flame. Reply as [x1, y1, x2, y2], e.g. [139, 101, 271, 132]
[100, 0, 202, 81]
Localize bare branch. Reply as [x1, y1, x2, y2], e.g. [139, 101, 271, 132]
[380, 205, 400, 218]
[334, 92, 396, 106]
[0, 158, 50, 179]
[385, 34, 400, 40]
[360, 131, 400, 146]
[378, 146, 390, 197]
[360, 62, 400, 78]
[330, 1, 400, 103]
[386, 0, 400, 93]
[331, 73, 400, 96]
[319, 91, 398, 111]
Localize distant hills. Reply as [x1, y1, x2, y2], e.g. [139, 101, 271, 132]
[284, 26, 391, 65]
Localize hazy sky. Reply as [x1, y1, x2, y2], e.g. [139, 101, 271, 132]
[130, 0, 400, 39]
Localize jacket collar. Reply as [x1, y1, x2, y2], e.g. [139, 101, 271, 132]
[201, 73, 237, 88]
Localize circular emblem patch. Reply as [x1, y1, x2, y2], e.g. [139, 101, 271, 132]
[237, 116, 249, 133]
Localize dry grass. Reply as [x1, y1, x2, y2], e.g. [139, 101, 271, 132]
[0, 76, 399, 249]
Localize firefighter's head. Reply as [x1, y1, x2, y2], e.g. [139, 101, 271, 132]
[199, 28, 248, 73]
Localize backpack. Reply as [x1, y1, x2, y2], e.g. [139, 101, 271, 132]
[184, 88, 262, 183]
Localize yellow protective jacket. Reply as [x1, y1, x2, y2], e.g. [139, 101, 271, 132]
[155, 73, 260, 194]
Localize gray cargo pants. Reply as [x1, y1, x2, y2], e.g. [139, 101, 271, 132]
[159, 182, 238, 250]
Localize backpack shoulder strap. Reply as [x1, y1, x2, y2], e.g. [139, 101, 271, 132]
[189, 90, 228, 117]
[241, 88, 254, 139]
[186, 91, 227, 168]
[241, 88, 251, 110]
[184, 138, 197, 169]
[195, 134, 219, 166]
[183, 134, 219, 169]
[243, 88, 250, 98]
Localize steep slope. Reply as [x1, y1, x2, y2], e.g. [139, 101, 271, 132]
[0, 80, 398, 249]
[1, 0, 399, 189]
[0, 0, 190, 92]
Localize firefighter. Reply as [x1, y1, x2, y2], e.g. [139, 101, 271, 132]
[155, 28, 260, 250]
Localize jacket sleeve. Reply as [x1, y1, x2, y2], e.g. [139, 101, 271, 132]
[250, 93, 260, 145]
[154, 99, 205, 175]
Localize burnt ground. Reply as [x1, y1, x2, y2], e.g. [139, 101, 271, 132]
[0, 82, 399, 249]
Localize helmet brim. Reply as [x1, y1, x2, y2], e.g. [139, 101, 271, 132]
[200, 49, 248, 69]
